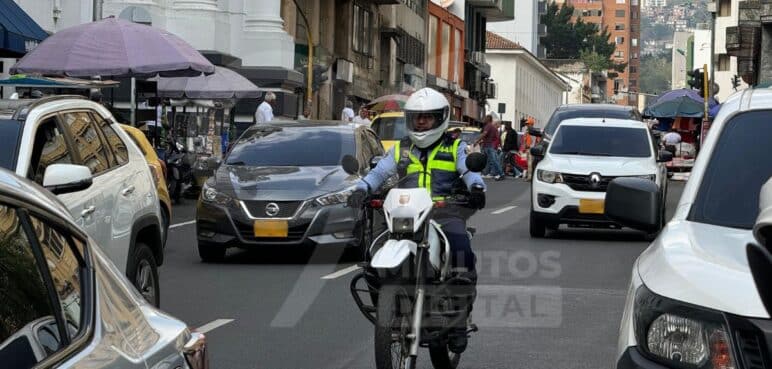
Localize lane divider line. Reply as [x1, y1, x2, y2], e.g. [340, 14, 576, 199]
[169, 220, 196, 229]
[321, 264, 361, 280]
[492, 205, 517, 215]
[196, 318, 234, 333]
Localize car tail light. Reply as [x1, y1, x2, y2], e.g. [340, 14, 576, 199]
[149, 165, 161, 189]
[183, 331, 209, 369]
[369, 199, 383, 208]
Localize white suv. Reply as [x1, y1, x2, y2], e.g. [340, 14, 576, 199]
[606, 88, 772, 369]
[530, 118, 671, 237]
[0, 96, 164, 306]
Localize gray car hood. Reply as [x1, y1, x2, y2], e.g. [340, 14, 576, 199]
[214, 165, 358, 201]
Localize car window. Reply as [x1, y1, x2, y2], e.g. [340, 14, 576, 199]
[61, 112, 113, 175]
[0, 120, 23, 171]
[29, 216, 83, 340]
[549, 125, 652, 158]
[27, 118, 73, 185]
[371, 116, 407, 141]
[94, 116, 129, 166]
[0, 204, 58, 369]
[544, 108, 638, 137]
[226, 126, 355, 167]
[689, 111, 772, 229]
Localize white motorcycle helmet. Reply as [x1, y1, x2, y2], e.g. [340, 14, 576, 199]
[404, 88, 450, 149]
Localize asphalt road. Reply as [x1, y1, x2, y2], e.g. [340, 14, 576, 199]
[159, 178, 685, 369]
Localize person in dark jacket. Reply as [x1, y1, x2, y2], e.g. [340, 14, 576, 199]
[501, 122, 523, 177]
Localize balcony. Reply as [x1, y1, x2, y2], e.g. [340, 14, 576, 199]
[470, 0, 515, 22]
[538, 23, 548, 37]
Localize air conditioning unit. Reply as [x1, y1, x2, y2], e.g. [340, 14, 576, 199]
[335, 59, 353, 83]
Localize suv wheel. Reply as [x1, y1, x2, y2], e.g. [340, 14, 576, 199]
[127, 242, 160, 307]
[530, 210, 547, 238]
[198, 240, 226, 262]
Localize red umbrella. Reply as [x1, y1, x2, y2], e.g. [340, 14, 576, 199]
[365, 93, 409, 113]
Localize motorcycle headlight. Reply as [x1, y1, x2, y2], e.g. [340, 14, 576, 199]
[201, 183, 233, 206]
[316, 186, 357, 206]
[537, 170, 563, 184]
[634, 285, 736, 369]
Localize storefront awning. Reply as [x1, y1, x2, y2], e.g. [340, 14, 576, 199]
[0, 0, 48, 57]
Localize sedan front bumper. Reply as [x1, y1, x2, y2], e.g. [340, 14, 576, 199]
[616, 347, 669, 369]
[196, 199, 361, 248]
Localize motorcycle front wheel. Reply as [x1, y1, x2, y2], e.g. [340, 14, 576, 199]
[375, 284, 416, 369]
[429, 343, 461, 369]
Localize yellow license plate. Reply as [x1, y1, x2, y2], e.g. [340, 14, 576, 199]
[253, 220, 288, 238]
[578, 199, 605, 214]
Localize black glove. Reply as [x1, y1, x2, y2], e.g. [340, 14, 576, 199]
[469, 184, 486, 209]
[347, 188, 368, 209]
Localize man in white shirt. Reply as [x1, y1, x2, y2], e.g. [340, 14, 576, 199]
[341, 100, 355, 122]
[255, 91, 276, 123]
[662, 127, 682, 156]
[352, 108, 371, 126]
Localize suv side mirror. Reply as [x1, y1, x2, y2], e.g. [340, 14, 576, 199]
[528, 127, 543, 137]
[749, 177, 772, 315]
[530, 145, 545, 157]
[43, 164, 93, 195]
[341, 155, 360, 175]
[604, 178, 662, 233]
[657, 149, 673, 163]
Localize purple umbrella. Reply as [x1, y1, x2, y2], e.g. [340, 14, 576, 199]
[10, 17, 214, 78]
[156, 66, 259, 99]
[643, 88, 718, 118]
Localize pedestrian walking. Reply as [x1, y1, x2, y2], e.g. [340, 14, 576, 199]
[352, 107, 371, 126]
[524, 116, 537, 181]
[502, 122, 523, 177]
[341, 100, 355, 122]
[255, 92, 276, 123]
[475, 112, 505, 181]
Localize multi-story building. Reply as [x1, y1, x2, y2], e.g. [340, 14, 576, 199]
[567, 0, 640, 106]
[486, 0, 548, 57]
[671, 31, 691, 89]
[719, 0, 754, 101]
[486, 32, 569, 126]
[426, 0, 467, 120]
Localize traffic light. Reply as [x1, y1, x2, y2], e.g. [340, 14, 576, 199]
[686, 68, 704, 91]
[731, 75, 741, 90]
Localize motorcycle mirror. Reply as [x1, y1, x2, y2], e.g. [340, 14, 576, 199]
[465, 152, 486, 172]
[341, 155, 360, 175]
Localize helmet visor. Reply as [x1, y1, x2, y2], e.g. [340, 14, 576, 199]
[405, 107, 449, 132]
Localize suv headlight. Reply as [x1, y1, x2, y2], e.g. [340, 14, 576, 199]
[634, 285, 736, 369]
[316, 186, 357, 206]
[537, 170, 563, 184]
[201, 182, 234, 206]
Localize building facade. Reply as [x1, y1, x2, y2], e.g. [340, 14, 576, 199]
[671, 31, 691, 89]
[566, 0, 640, 106]
[486, 32, 569, 127]
[718, 0, 752, 101]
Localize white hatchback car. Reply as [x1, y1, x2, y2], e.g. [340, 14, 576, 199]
[605, 87, 772, 369]
[529, 118, 671, 237]
[0, 96, 164, 306]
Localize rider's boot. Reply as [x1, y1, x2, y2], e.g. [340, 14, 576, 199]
[448, 270, 477, 354]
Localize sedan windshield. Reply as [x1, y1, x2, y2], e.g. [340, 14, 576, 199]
[544, 109, 640, 137]
[226, 126, 354, 167]
[0, 120, 23, 171]
[689, 111, 772, 229]
[549, 125, 652, 158]
[370, 116, 407, 141]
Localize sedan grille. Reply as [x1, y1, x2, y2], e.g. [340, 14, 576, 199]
[242, 200, 304, 218]
[561, 173, 616, 192]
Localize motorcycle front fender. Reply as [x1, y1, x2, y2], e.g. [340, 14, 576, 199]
[370, 239, 416, 269]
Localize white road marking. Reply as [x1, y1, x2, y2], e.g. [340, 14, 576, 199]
[491, 205, 517, 214]
[169, 220, 196, 229]
[196, 318, 234, 333]
[321, 264, 361, 280]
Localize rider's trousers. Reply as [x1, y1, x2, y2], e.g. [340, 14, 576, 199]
[434, 216, 476, 273]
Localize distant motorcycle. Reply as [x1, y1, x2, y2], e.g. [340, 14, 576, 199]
[165, 141, 194, 203]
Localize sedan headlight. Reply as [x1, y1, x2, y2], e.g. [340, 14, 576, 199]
[201, 182, 234, 206]
[316, 186, 357, 206]
[634, 285, 736, 369]
[537, 169, 563, 184]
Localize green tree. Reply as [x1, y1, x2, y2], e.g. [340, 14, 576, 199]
[639, 53, 672, 95]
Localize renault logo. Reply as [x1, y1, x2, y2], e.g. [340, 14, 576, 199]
[265, 203, 280, 217]
[589, 173, 602, 188]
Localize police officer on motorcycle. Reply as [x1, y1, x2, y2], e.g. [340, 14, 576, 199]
[348, 87, 486, 353]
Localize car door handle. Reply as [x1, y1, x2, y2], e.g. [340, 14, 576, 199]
[121, 185, 136, 196]
[81, 206, 96, 217]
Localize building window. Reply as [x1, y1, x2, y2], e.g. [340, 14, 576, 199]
[632, 51, 638, 59]
[614, 79, 622, 93]
[427, 15, 438, 75]
[718, 0, 731, 17]
[632, 10, 638, 19]
[616, 36, 625, 44]
[630, 65, 637, 73]
[615, 23, 625, 30]
[630, 80, 637, 88]
[718, 54, 730, 71]
[632, 38, 638, 47]
[454, 29, 462, 84]
[616, 9, 625, 17]
[615, 50, 625, 58]
[631, 0, 638, 5]
[440, 22, 451, 80]
[353, 4, 373, 55]
[616, 0, 625, 3]
[402, 0, 426, 16]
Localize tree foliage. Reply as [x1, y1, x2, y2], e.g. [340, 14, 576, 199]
[639, 53, 672, 95]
